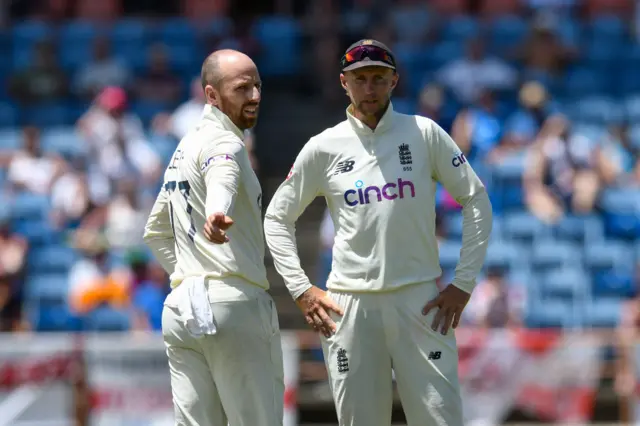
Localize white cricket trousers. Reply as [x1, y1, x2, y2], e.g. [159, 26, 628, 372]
[321, 282, 463, 426]
[162, 277, 285, 426]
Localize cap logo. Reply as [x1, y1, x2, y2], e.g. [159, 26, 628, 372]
[362, 40, 374, 45]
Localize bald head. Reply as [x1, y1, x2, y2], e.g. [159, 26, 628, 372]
[201, 49, 256, 91]
[200, 49, 262, 130]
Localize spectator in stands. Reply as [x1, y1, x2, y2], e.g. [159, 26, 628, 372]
[451, 89, 504, 163]
[462, 265, 525, 328]
[7, 126, 65, 196]
[596, 120, 640, 187]
[501, 81, 563, 154]
[133, 44, 182, 106]
[513, 19, 577, 83]
[67, 230, 130, 316]
[0, 213, 28, 331]
[49, 154, 111, 229]
[416, 83, 454, 133]
[77, 178, 149, 251]
[128, 251, 169, 332]
[615, 266, 640, 402]
[9, 40, 68, 104]
[77, 86, 162, 185]
[523, 115, 601, 223]
[74, 36, 131, 101]
[153, 77, 204, 140]
[436, 38, 517, 105]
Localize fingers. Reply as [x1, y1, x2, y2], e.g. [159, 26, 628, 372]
[441, 309, 455, 335]
[422, 296, 440, 316]
[452, 309, 462, 329]
[431, 305, 445, 332]
[204, 213, 233, 244]
[322, 297, 344, 316]
[315, 308, 337, 337]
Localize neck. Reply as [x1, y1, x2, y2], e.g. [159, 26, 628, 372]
[353, 101, 389, 130]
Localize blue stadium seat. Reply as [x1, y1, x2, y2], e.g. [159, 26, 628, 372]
[133, 101, 173, 127]
[110, 19, 150, 73]
[11, 21, 53, 69]
[503, 211, 549, 243]
[588, 15, 626, 42]
[28, 245, 77, 274]
[593, 269, 635, 297]
[85, 306, 131, 331]
[485, 241, 525, 268]
[584, 298, 622, 328]
[438, 239, 461, 269]
[490, 15, 528, 53]
[22, 103, 72, 127]
[554, 214, 604, 243]
[391, 6, 430, 42]
[625, 95, 640, 122]
[562, 68, 606, 97]
[532, 241, 581, 271]
[0, 127, 21, 150]
[584, 240, 635, 272]
[25, 273, 69, 301]
[525, 300, 573, 328]
[41, 127, 88, 157]
[0, 103, 18, 128]
[13, 219, 58, 247]
[442, 16, 479, 42]
[600, 188, 640, 239]
[158, 18, 197, 45]
[32, 300, 83, 332]
[252, 15, 302, 76]
[572, 96, 621, 124]
[541, 267, 588, 299]
[204, 17, 234, 38]
[10, 192, 49, 221]
[59, 21, 100, 71]
[148, 132, 179, 163]
[426, 42, 464, 70]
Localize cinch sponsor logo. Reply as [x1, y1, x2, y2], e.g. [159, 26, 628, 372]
[452, 152, 467, 168]
[343, 178, 416, 206]
[201, 154, 234, 171]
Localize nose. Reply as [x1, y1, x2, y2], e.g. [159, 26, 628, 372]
[251, 86, 261, 103]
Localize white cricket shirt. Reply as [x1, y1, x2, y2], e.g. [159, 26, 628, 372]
[144, 105, 268, 289]
[264, 102, 492, 299]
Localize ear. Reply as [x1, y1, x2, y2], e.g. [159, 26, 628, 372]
[340, 73, 348, 92]
[390, 72, 399, 91]
[204, 84, 219, 106]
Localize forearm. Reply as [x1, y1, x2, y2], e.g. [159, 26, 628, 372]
[452, 188, 493, 293]
[264, 214, 313, 299]
[144, 235, 177, 274]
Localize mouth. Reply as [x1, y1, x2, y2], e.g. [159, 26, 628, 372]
[243, 106, 259, 116]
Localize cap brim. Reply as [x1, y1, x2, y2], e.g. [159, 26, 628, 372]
[342, 60, 396, 72]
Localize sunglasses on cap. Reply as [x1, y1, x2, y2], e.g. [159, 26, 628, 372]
[341, 45, 396, 70]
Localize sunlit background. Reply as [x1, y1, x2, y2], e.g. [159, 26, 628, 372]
[0, 0, 639, 425]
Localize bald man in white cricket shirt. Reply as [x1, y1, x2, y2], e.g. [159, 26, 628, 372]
[144, 50, 284, 426]
[264, 39, 493, 426]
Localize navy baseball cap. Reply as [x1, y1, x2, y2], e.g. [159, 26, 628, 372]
[341, 39, 396, 72]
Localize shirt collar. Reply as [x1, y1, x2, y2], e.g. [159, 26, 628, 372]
[346, 101, 395, 135]
[201, 105, 245, 140]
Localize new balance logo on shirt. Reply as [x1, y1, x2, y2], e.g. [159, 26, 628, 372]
[428, 351, 441, 360]
[334, 160, 355, 175]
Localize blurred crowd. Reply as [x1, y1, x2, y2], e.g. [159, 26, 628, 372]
[0, 0, 638, 334]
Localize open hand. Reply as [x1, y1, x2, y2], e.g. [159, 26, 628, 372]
[204, 212, 234, 244]
[296, 286, 344, 338]
[422, 284, 471, 335]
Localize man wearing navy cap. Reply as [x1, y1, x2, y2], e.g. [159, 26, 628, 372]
[265, 39, 493, 425]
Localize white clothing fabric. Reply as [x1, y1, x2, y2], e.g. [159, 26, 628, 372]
[264, 103, 492, 299]
[165, 275, 217, 337]
[144, 105, 267, 289]
[171, 100, 205, 140]
[8, 154, 58, 194]
[321, 282, 463, 426]
[162, 278, 284, 426]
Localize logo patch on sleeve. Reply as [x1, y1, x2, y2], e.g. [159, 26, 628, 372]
[201, 154, 234, 171]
